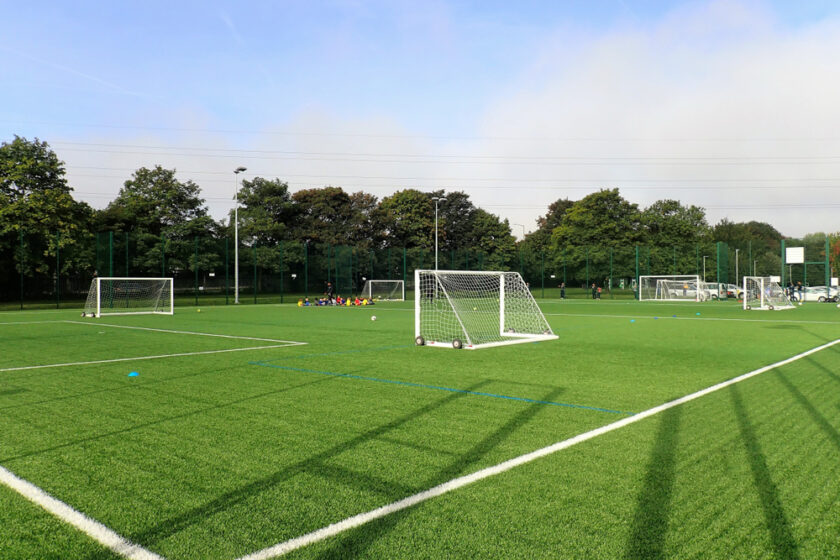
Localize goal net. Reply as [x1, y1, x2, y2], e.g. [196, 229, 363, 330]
[83, 277, 174, 317]
[360, 279, 405, 301]
[414, 270, 557, 349]
[743, 276, 794, 311]
[639, 275, 704, 301]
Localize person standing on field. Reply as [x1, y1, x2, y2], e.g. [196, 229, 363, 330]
[560, 282, 566, 299]
[325, 281, 335, 304]
[591, 283, 597, 299]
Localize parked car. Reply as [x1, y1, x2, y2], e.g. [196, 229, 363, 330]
[725, 284, 743, 299]
[797, 286, 839, 303]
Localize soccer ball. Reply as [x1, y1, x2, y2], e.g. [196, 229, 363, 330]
[371, 315, 377, 321]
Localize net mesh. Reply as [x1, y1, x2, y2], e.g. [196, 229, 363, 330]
[361, 280, 404, 301]
[743, 276, 793, 310]
[84, 278, 173, 316]
[416, 270, 555, 349]
[639, 275, 701, 301]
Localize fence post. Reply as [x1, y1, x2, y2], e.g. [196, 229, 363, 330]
[304, 241, 309, 299]
[161, 234, 166, 277]
[56, 232, 60, 308]
[19, 230, 24, 310]
[195, 236, 199, 306]
[253, 245, 257, 304]
[609, 247, 614, 298]
[403, 247, 407, 287]
[125, 231, 130, 276]
[109, 231, 114, 277]
[279, 241, 284, 304]
[541, 250, 545, 299]
[635, 245, 640, 300]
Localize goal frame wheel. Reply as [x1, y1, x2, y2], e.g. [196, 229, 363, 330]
[452, 339, 463, 350]
[415, 336, 425, 346]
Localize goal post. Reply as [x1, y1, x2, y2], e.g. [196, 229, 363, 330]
[639, 275, 704, 301]
[83, 277, 174, 317]
[414, 269, 557, 349]
[742, 276, 794, 311]
[360, 279, 405, 301]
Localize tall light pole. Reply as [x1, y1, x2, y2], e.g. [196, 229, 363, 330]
[431, 196, 443, 270]
[233, 166, 247, 303]
[702, 255, 708, 282]
[735, 248, 739, 286]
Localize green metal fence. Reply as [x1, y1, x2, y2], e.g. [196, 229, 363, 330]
[0, 230, 832, 310]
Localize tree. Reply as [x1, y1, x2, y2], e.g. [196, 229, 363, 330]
[290, 186, 356, 245]
[0, 137, 90, 297]
[642, 199, 710, 247]
[549, 189, 643, 285]
[102, 166, 217, 275]
[463, 209, 516, 270]
[377, 189, 435, 248]
[429, 190, 477, 251]
[236, 177, 296, 246]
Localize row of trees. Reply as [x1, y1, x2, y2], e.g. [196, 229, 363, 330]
[2, 135, 838, 299]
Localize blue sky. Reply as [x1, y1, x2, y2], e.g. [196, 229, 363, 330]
[3, 1, 840, 237]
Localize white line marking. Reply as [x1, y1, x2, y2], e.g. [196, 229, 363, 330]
[65, 321, 303, 344]
[0, 465, 164, 560]
[237, 337, 840, 560]
[0, 344, 305, 373]
[544, 312, 840, 325]
[0, 320, 67, 325]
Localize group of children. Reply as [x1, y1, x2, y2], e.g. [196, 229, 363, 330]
[297, 295, 375, 307]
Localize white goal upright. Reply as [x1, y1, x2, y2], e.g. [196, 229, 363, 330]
[83, 277, 174, 317]
[743, 276, 794, 311]
[414, 269, 557, 349]
[639, 275, 705, 301]
[360, 279, 405, 301]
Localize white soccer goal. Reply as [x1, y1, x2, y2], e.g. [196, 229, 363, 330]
[83, 277, 174, 317]
[742, 276, 794, 311]
[414, 270, 557, 349]
[639, 275, 705, 301]
[360, 279, 405, 301]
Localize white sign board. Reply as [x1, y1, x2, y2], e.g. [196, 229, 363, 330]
[770, 275, 781, 283]
[832, 277, 838, 287]
[785, 247, 805, 264]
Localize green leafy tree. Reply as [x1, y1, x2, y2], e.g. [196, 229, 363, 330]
[463, 209, 516, 270]
[550, 189, 643, 285]
[0, 136, 91, 297]
[428, 190, 477, 251]
[377, 189, 435, 248]
[102, 166, 218, 275]
[290, 186, 356, 245]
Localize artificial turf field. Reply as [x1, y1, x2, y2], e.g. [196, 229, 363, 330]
[1, 298, 839, 559]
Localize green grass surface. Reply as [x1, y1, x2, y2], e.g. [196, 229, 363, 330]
[1, 299, 839, 559]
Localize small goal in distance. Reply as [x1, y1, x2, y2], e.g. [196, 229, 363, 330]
[742, 276, 794, 311]
[414, 269, 557, 350]
[360, 279, 405, 301]
[83, 277, 174, 317]
[639, 275, 705, 302]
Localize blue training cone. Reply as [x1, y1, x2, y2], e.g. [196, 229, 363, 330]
[128, 371, 139, 377]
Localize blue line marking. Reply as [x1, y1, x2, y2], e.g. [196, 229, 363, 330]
[249, 361, 633, 416]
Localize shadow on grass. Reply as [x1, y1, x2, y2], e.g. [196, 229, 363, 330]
[0, 375, 336, 463]
[622, 406, 681, 560]
[309, 387, 565, 560]
[775, 366, 840, 451]
[130, 379, 500, 547]
[730, 384, 801, 560]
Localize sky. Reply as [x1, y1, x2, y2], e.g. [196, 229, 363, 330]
[2, 0, 840, 238]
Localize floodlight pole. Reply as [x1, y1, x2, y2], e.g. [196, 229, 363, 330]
[233, 166, 247, 303]
[702, 255, 708, 282]
[432, 197, 444, 270]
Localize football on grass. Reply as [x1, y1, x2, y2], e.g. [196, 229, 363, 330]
[371, 315, 377, 321]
